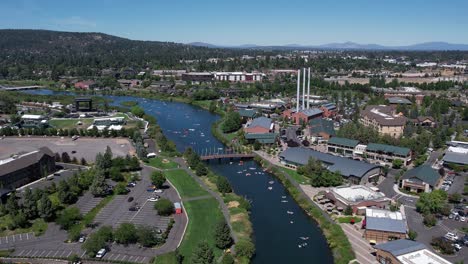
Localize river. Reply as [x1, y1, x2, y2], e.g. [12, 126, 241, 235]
[24, 89, 333, 264]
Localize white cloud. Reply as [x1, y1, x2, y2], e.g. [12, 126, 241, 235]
[52, 16, 96, 28]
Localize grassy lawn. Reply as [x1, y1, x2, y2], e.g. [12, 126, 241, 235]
[224, 131, 238, 142]
[148, 157, 179, 169]
[337, 216, 362, 224]
[164, 169, 208, 199]
[154, 252, 178, 264]
[178, 198, 224, 263]
[191, 100, 212, 110]
[49, 118, 94, 130]
[279, 167, 309, 184]
[0, 217, 48, 237]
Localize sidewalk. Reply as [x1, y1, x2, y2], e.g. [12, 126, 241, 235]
[393, 184, 419, 198]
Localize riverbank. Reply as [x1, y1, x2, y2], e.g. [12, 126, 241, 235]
[210, 124, 355, 264]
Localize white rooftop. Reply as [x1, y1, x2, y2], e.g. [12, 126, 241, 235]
[447, 146, 468, 154]
[397, 249, 452, 264]
[21, 114, 44, 120]
[332, 185, 386, 202]
[366, 208, 403, 220]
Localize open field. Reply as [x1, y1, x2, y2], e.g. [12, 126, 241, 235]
[279, 167, 309, 184]
[0, 137, 135, 162]
[49, 118, 94, 130]
[178, 198, 223, 262]
[164, 169, 209, 198]
[148, 157, 179, 169]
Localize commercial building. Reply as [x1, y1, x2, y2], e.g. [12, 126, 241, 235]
[214, 72, 264, 82]
[387, 97, 412, 105]
[324, 185, 391, 215]
[327, 137, 359, 156]
[181, 72, 214, 82]
[359, 105, 407, 138]
[0, 147, 56, 197]
[283, 108, 323, 125]
[244, 117, 273, 134]
[374, 239, 452, 264]
[237, 109, 259, 122]
[74, 80, 97, 90]
[442, 146, 468, 167]
[279, 147, 381, 184]
[412, 116, 437, 128]
[309, 118, 336, 141]
[363, 208, 407, 243]
[21, 114, 48, 128]
[320, 103, 337, 118]
[400, 165, 442, 193]
[365, 143, 412, 166]
[244, 133, 278, 145]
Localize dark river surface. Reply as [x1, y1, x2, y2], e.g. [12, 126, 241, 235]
[24, 89, 333, 264]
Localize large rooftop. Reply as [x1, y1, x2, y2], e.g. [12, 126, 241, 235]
[328, 137, 359, 148]
[366, 143, 411, 156]
[279, 147, 380, 179]
[332, 185, 386, 202]
[366, 208, 406, 233]
[361, 105, 407, 126]
[401, 165, 441, 187]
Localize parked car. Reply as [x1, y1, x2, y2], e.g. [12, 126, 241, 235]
[96, 248, 106, 258]
[127, 182, 136, 188]
[449, 213, 455, 219]
[460, 216, 466, 222]
[127, 197, 134, 202]
[129, 206, 137, 211]
[154, 189, 163, 193]
[453, 243, 462, 251]
[444, 232, 459, 242]
[78, 235, 86, 243]
[147, 197, 158, 202]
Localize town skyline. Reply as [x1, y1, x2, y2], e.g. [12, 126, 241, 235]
[1, 0, 468, 46]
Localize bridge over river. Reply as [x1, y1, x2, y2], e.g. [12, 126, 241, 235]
[0, 85, 44, 91]
[196, 147, 255, 161]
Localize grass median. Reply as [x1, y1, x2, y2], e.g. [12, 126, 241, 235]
[163, 169, 208, 199]
[178, 198, 224, 263]
[148, 157, 179, 170]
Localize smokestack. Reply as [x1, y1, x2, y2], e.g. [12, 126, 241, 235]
[302, 68, 306, 110]
[307, 67, 311, 109]
[296, 69, 300, 112]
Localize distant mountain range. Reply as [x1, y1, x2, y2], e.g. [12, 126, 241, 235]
[188, 41, 468, 51]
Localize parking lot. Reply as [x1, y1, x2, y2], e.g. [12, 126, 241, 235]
[94, 167, 175, 230]
[0, 232, 35, 246]
[0, 137, 135, 162]
[75, 192, 104, 214]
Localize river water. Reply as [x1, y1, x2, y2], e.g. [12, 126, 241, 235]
[24, 90, 333, 264]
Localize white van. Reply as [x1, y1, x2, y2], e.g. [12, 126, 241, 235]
[96, 248, 107, 258]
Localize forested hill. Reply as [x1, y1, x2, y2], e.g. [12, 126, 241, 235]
[0, 29, 257, 78]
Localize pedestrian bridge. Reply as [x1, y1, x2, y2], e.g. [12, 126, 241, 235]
[0, 85, 44, 91]
[200, 153, 255, 161]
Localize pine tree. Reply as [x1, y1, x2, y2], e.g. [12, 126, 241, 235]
[37, 193, 54, 221]
[191, 241, 214, 264]
[61, 152, 71, 163]
[103, 146, 113, 169]
[22, 188, 38, 219]
[214, 219, 232, 249]
[90, 169, 107, 197]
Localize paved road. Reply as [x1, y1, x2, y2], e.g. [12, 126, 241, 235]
[340, 224, 378, 264]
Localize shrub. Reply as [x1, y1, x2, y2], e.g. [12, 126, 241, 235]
[154, 198, 174, 216]
[235, 239, 255, 259]
[431, 237, 454, 255]
[216, 176, 232, 194]
[114, 223, 138, 244]
[423, 214, 437, 227]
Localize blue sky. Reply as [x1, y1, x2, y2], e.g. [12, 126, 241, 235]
[1, 0, 467, 46]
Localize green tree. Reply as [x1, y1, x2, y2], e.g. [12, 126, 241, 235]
[114, 223, 138, 244]
[344, 205, 353, 216]
[416, 190, 447, 215]
[209, 100, 217, 113]
[109, 167, 124, 182]
[214, 219, 232, 249]
[191, 241, 214, 264]
[80, 157, 87, 166]
[235, 239, 255, 259]
[253, 140, 261, 151]
[90, 169, 107, 197]
[22, 188, 38, 219]
[103, 146, 113, 169]
[61, 152, 71, 163]
[5, 194, 19, 215]
[154, 198, 174, 216]
[131, 106, 145, 118]
[56, 207, 82, 230]
[137, 225, 162, 247]
[195, 163, 208, 176]
[423, 214, 437, 227]
[392, 159, 403, 169]
[216, 176, 232, 194]
[408, 230, 418, 241]
[221, 111, 241, 133]
[221, 254, 235, 264]
[57, 180, 77, 204]
[151, 171, 166, 188]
